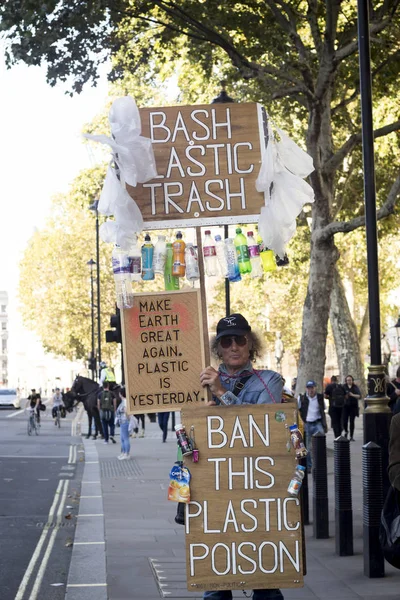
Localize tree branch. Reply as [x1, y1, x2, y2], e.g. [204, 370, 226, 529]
[316, 172, 400, 242]
[335, 18, 394, 62]
[323, 120, 400, 175]
[306, 0, 323, 54]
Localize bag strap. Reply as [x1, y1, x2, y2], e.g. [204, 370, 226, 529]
[232, 375, 253, 397]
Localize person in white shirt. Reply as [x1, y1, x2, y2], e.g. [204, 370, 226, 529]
[298, 380, 327, 470]
[52, 388, 64, 422]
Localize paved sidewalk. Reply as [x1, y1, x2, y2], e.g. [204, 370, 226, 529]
[74, 415, 399, 600]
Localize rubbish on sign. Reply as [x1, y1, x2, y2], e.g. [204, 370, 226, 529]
[168, 463, 191, 503]
[288, 424, 308, 458]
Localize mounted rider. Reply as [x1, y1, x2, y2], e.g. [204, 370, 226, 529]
[99, 361, 117, 389]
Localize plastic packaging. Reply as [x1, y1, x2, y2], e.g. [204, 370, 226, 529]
[141, 233, 155, 280]
[234, 228, 251, 274]
[175, 424, 192, 456]
[153, 235, 167, 274]
[172, 232, 186, 277]
[185, 243, 200, 282]
[257, 232, 277, 272]
[247, 231, 263, 278]
[224, 239, 241, 283]
[287, 465, 306, 497]
[112, 245, 134, 309]
[289, 424, 308, 458]
[203, 230, 218, 277]
[128, 235, 142, 282]
[215, 235, 228, 277]
[164, 243, 180, 291]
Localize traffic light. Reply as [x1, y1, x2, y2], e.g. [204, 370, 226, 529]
[88, 355, 97, 372]
[106, 308, 122, 344]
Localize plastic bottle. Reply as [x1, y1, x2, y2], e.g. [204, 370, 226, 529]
[224, 239, 241, 282]
[257, 232, 277, 273]
[203, 230, 218, 276]
[234, 228, 251, 274]
[153, 235, 167, 274]
[247, 231, 263, 278]
[287, 465, 306, 497]
[112, 245, 134, 309]
[164, 243, 180, 291]
[172, 231, 186, 277]
[214, 235, 228, 277]
[128, 235, 141, 282]
[141, 234, 155, 280]
[185, 243, 200, 282]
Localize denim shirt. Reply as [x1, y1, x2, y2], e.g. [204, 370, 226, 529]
[215, 362, 283, 405]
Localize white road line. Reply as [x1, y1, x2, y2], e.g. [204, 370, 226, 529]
[85, 461, 99, 464]
[67, 583, 107, 587]
[81, 481, 100, 483]
[14, 480, 65, 600]
[68, 445, 77, 464]
[79, 495, 102, 498]
[67, 445, 73, 463]
[28, 480, 69, 600]
[77, 514, 104, 517]
[6, 409, 23, 418]
[74, 541, 105, 545]
[0, 455, 66, 459]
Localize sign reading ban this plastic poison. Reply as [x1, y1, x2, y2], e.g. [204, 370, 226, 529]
[181, 405, 304, 592]
[121, 289, 206, 414]
[130, 102, 267, 229]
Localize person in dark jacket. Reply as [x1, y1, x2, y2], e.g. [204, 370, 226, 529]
[298, 380, 327, 470]
[388, 366, 400, 414]
[324, 375, 345, 438]
[389, 412, 400, 491]
[342, 375, 361, 441]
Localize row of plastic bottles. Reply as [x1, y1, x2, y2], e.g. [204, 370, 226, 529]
[112, 229, 279, 309]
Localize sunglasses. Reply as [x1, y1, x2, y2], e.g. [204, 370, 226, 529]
[219, 335, 248, 349]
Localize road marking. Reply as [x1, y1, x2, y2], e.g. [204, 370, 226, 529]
[6, 409, 23, 418]
[81, 480, 100, 483]
[68, 445, 77, 464]
[37, 479, 49, 481]
[28, 480, 69, 600]
[15, 480, 65, 600]
[80, 495, 102, 498]
[74, 541, 105, 545]
[67, 583, 107, 587]
[77, 513, 104, 517]
[85, 461, 99, 464]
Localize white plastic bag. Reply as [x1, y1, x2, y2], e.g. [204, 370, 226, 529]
[276, 127, 314, 178]
[128, 414, 139, 434]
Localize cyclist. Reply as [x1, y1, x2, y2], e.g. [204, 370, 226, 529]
[52, 388, 64, 424]
[26, 389, 41, 423]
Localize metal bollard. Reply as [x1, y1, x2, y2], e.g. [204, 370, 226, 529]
[334, 436, 353, 556]
[363, 441, 384, 577]
[299, 456, 309, 525]
[312, 432, 329, 539]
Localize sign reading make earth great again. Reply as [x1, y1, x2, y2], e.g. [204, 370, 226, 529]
[129, 103, 267, 229]
[121, 289, 207, 414]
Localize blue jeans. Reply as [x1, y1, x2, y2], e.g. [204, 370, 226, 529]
[120, 421, 130, 454]
[204, 589, 283, 599]
[158, 411, 170, 442]
[304, 420, 325, 469]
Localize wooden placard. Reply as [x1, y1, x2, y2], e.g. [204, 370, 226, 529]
[181, 404, 304, 592]
[121, 289, 207, 414]
[129, 102, 267, 229]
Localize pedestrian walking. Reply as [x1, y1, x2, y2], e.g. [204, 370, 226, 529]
[134, 413, 145, 437]
[298, 380, 327, 471]
[98, 381, 117, 444]
[115, 387, 130, 460]
[158, 411, 170, 442]
[389, 412, 400, 491]
[388, 366, 400, 414]
[342, 375, 361, 441]
[199, 312, 284, 600]
[324, 375, 346, 438]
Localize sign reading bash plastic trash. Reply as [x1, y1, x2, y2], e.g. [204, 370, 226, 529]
[122, 289, 206, 414]
[130, 102, 267, 229]
[181, 405, 303, 592]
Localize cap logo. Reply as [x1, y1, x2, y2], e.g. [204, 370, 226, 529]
[223, 317, 237, 327]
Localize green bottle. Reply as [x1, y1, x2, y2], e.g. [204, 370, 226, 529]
[164, 243, 180, 291]
[234, 228, 252, 274]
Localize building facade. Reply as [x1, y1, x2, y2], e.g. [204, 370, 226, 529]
[0, 291, 8, 386]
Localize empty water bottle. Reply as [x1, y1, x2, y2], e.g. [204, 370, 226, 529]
[203, 230, 218, 277]
[247, 231, 263, 278]
[215, 235, 228, 277]
[112, 245, 134, 309]
[224, 239, 241, 283]
[185, 243, 200, 282]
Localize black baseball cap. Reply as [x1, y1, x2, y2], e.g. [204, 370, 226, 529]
[216, 314, 251, 340]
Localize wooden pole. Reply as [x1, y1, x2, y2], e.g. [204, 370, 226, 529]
[196, 226, 212, 402]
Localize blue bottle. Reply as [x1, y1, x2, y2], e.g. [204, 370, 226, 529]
[141, 234, 155, 280]
[224, 238, 241, 282]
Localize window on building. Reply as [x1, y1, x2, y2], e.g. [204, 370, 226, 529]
[1, 323, 6, 331]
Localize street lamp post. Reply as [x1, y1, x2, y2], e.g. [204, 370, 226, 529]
[87, 259, 96, 380]
[89, 200, 102, 377]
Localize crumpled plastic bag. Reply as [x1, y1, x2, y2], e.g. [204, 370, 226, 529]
[256, 119, 315, 256]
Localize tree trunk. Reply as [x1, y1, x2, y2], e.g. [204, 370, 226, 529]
[329, 266, 366, 397]
[296, 234, 337, 394]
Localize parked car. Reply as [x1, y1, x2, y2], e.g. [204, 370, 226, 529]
[0, 388, 20, 409]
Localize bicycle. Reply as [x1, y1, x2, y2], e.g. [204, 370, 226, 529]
[27, 408, 40, 436]
[54, 406, 61, 428]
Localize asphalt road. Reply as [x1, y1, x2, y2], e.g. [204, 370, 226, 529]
[0, 401, 83, 600]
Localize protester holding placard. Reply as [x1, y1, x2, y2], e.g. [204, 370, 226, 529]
[199, 313, 284, 600]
